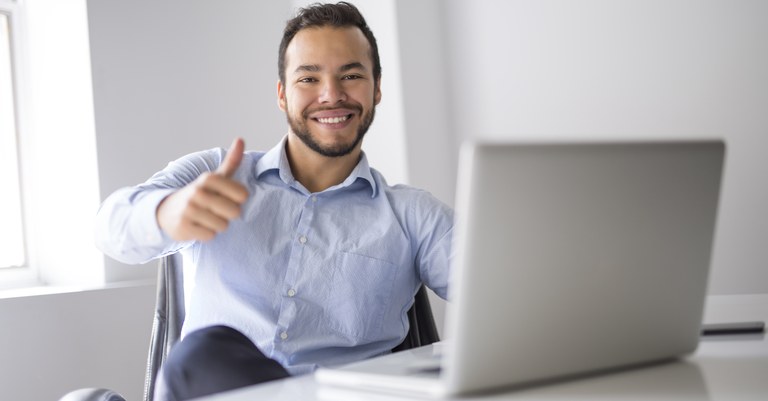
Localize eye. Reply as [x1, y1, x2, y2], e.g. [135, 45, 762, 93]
[298, 77, 318, 83]
[342, 74, 363, 80]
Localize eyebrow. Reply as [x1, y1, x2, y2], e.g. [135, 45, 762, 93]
[295, 64, 321, 73]
[340, 62, 365, 72]
[294, 62, 366, 74]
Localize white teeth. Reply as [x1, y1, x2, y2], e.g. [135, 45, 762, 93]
[317, 115, 349, 124]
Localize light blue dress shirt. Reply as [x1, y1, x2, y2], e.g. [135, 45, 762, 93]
[95, 137, 454, 374]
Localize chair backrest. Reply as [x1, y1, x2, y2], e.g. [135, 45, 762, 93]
[392, 285, 441, 353]
[143, 254, 440, 401]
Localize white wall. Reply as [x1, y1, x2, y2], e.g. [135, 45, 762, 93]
[441, 0, 768, 295]
[395, 0, 457, 205]
[0, 283, 155, 401]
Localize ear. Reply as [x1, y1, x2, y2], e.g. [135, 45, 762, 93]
[374, 78, 382, 105]
[277, 80, 287, 112]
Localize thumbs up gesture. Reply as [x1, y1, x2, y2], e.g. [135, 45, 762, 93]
[157, 138, 250, 242]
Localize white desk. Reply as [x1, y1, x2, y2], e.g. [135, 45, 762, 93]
[199, 294, 768, 400]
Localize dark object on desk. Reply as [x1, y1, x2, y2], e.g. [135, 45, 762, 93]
[58, 254, 440, 401]
[701, 321, 765, 336]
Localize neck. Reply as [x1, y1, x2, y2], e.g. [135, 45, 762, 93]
[285, 134, 362, 193]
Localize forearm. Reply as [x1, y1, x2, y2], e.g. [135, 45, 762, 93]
[94, 186, 189, 264]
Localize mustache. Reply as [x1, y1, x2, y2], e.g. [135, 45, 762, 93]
[302, 103, 363, 118]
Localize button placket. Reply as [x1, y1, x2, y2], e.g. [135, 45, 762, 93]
[276, 195, 314, 347]
[276, 194, 319, 348]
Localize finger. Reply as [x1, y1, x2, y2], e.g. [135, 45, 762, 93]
[191, 188, 244, 220]
[199, 174, 249, 204]
[185, 203, 232, 232]
[216, 137, 245, 178]
[184, 223, 217, 242]
[176, 207, 218, 241]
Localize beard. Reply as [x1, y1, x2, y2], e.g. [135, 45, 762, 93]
[286, 101, 377, 158]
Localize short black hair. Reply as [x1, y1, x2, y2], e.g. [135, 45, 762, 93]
[278, 2, 381, 85]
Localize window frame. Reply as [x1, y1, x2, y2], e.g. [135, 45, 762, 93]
[0, 0, 38, 289]
[1, 0, 108, 292]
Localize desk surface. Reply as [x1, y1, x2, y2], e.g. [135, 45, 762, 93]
[200, 294, 768, 401]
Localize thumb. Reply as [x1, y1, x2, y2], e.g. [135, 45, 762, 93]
[217, 137, 245, 177]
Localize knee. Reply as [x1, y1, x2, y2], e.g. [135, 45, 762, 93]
[165, 325, 255, 371]
[160, 325, 289, 400]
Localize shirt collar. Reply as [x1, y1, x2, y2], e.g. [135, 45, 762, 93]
[254, 135, 378, 198]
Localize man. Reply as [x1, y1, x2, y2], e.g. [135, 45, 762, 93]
[95, 2, 453, 400]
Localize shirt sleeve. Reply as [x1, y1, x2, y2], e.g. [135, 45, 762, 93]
[94, 148, 225, 264]
[412, 193, 454, 300]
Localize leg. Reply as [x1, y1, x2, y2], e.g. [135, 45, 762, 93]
[155, 325, 290, 401]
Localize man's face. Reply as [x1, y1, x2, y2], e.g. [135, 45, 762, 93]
[278, 26, 382, 158]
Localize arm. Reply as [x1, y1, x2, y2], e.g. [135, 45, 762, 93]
[95, 138, 248, 264]
[412, 193, 454, 300]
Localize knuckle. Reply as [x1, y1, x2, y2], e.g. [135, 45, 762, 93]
[198, 172, 215, 186]
[181, 207, 195, 220]
[224, 205, 241, 220]
[191, 188, 207, 202]
[236, 188, 249, 202]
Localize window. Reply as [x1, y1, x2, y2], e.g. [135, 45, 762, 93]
[0, 4, 26, 270]
[1, 0, 106, 291]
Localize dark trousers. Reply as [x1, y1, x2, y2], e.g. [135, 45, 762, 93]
[155, 325, 291, 401]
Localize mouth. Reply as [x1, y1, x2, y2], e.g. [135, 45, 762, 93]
[315, 114, 353, 124]
[308, 108, 357, 128]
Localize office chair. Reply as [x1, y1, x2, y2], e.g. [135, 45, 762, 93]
[60, 254, 440, 401]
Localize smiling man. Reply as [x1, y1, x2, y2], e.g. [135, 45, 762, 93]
[95, 3, 453, 400]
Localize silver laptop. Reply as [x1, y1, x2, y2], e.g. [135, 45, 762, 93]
[316, 139, 725, 397]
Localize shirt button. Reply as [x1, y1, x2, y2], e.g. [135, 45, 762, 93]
[312, 196, 318, 202]
[287, 289, 296, 297]
[298, 235, 307, 244]
[280, 331, 288, 340]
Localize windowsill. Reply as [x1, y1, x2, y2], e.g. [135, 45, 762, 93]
[0, 278, 156, 300]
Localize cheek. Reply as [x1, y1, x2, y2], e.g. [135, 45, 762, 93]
[356, 86, 379, 107]
[286, 89, 315, 111]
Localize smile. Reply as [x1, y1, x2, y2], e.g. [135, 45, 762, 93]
[315, 115, 351, 124]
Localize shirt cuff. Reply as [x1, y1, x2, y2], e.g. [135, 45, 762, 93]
[130, 188, 177, 249]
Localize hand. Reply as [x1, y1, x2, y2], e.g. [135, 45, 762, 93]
[157, 138, 249, 242]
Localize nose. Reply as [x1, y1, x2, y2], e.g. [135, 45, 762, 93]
[319, 79, 347, 104]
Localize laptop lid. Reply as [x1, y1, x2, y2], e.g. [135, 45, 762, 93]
[442, 139, 724, 394]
